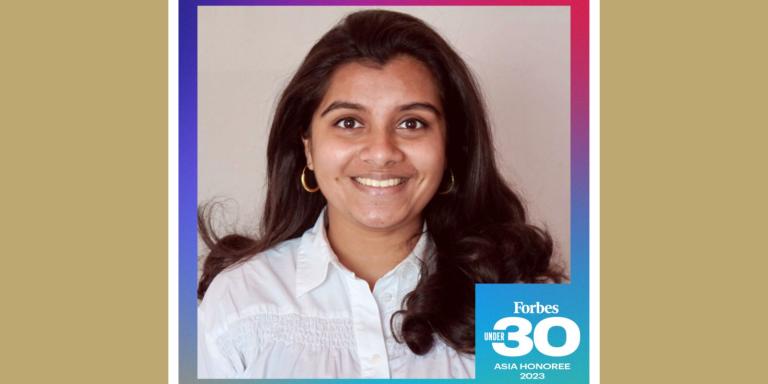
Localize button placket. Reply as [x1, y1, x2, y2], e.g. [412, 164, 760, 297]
[347, 275, 391, 378]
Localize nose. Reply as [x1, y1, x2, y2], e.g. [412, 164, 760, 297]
[358, 127, 405, 167]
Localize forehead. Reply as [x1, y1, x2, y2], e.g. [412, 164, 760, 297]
[320, 55, 441, 108]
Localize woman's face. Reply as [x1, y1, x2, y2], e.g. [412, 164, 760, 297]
[304, 55, 446, 232]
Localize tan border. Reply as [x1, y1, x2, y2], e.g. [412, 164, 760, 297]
[602, 1, 768, 382]
[2, 1, 167, 382]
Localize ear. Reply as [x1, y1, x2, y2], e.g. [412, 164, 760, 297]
[302, 136, 314, 170]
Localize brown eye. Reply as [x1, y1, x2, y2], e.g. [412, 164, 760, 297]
[398, 118, 426, 130]
[335, 118, 362, 129]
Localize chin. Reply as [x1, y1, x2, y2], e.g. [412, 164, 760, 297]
[352, 209, 411, 230]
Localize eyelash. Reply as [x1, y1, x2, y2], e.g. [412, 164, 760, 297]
[332, 117, 428, 130]
[334, 117, 364, 129]
[398, 118, 428, 130]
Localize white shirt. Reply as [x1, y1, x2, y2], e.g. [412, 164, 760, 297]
[198, 211, 476, 379]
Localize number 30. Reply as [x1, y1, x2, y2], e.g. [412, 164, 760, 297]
[492, 317, 580, 357]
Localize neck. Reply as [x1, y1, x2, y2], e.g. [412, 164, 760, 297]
[325, 209, 422, 290]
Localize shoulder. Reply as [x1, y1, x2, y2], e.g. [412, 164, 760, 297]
[199, 237, 303, 330]
[214, 237, 301, 292]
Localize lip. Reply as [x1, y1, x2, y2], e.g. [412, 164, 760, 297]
[350, 175, 410, 196]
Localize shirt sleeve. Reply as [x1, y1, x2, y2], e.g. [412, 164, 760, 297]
[197, 300, 242, 378]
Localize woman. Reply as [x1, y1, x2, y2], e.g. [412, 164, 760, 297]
[198, 9, 563, 379]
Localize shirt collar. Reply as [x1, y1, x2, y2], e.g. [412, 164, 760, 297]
[295, 209, 334, 298]
[295, 207, 431, 298]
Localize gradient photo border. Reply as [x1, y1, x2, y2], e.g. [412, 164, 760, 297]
[175, 0, 593, 382]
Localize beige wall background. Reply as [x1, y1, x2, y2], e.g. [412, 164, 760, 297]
[198, 6, 570, 270]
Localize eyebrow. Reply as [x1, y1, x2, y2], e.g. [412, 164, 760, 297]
[399, 102, 442, 118]
[320, 101, 365, 117]
[319, 100, 442, 118]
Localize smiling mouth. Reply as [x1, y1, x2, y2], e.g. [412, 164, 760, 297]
[352, 177, 408, 188]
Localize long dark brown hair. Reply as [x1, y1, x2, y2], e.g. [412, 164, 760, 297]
[199, 9, 564, 355]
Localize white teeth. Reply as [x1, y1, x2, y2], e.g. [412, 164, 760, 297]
[353, 177, 405, 188]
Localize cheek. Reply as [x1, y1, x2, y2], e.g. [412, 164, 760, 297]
[409, 141, 446, 181]
[310, 138, 357, 179]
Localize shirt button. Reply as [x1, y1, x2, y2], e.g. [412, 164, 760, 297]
[382, 293, 393, 303]
[370, 354, 383, 364]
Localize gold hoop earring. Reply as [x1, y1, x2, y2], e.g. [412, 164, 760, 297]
[439, 169, 455, 195]
[301, 166, 320, 193]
